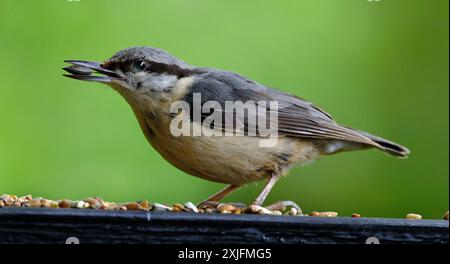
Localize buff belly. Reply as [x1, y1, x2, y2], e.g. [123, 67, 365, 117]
[148, 122, 322, 186]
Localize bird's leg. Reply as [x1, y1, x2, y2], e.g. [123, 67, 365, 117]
[251, 175, 302, 213]
[251, 175, 280, 206]
[197, 184, 240, 208]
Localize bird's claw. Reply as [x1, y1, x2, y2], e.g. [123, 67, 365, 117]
[264, 200, 302, 214]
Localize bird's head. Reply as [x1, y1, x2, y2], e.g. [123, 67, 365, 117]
[64, 46, 195, 96]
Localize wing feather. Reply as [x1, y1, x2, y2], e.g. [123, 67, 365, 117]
[186, 70, 379, 147]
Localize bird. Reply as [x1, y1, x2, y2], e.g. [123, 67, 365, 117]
[63, 46, 409, 211]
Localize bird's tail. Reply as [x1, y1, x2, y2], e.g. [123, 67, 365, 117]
[353, 129, 410, 158]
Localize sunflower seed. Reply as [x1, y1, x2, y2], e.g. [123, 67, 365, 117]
[153, 203, 172, 212]
[184, 202, 199, 213]
[406, 213, 422, 220]
[217, 204, 236, 213]
[310, 211, 338, 217]
[74, 201, 90, 209]
[247, 205, 272, 215]
[272, 210, 282, 216]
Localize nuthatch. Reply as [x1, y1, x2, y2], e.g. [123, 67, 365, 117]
[64, 46, 409, 210]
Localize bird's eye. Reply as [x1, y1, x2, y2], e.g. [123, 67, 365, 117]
[132, 60, 147, 73]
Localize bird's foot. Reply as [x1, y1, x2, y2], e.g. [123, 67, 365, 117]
[247, 200, 302, 215]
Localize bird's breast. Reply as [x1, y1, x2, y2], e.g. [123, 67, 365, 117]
[142, 114, 321, 185]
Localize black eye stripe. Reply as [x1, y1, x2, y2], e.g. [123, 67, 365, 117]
[106, 58, 205, 78]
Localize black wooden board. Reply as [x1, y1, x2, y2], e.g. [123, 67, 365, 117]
[0, 208, 447, 244]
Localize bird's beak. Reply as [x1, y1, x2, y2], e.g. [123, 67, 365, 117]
[63, 60, 121, 83]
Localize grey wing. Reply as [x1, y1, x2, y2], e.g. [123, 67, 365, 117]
[187, 70, 379, 147]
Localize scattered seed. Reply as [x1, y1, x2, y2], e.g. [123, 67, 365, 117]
[153, 203, 172, 212]
[257, 208, 272, 215]
[29, 199, 42, 208]
[102, 202, 116, 210]
[22, 195, 32, 201]
[246, 205, 272, 215]
[83, 198, 100, 208]
[50, 201, 59, 208]
[232, 208, 242, 214]
[184, 202, 199, 213]
[310, 211, 320, 216]
[172, 203, 185, 212]
[320, 211, 338, 217]
[139, 200, 150, 209]
[124, 202, 141, 211]
[406, 213, 422, 220]
[58, 199, 71, 208]
[288, 207, 298, 216]
[272, 210, 282, 216]
[247, 205, 261, 214]
[217, 204, 235, 213]
[94, 197, 104, 203]
[7, 194, 433, 220]
[2, 195, 9, 200]
[115, 205, 127, 211]
[74, 201, 90, 209]
[0, 194, 9, 202]
[0, 194, 14, 205]
[41, 199, 52, 208]
[310, 211, 338, 217]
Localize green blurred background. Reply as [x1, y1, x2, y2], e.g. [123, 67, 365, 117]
[0, 0, 448, 218]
